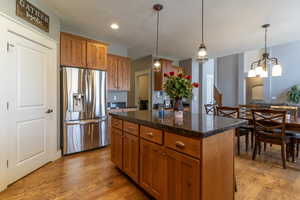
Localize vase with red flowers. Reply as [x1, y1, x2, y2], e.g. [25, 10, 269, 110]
[163, 72, 200, 118]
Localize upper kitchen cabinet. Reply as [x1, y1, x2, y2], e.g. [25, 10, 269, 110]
[107, 54, 119, 90]
[87, 40, 108, 70]
[154, 58, 173, 91]
[60, 32, 87, 67]
[172, 65, 184, 74]
[107, 54, 131, 91]
[118, 57, 131, 91]
[60, 32, 108, 70]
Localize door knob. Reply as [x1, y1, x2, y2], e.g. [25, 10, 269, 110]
[46, 109, 54, 114]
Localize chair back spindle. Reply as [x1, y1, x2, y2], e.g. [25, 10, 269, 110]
[252, 109, 287, 137]
[216, 106, 239, 119]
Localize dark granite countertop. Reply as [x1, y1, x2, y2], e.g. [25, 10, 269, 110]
[110, 110, 247, 138]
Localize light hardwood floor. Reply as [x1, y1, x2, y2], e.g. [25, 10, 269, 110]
[1, 145, 300, 200]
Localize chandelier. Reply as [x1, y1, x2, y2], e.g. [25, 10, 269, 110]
[248, 24, 282, 78]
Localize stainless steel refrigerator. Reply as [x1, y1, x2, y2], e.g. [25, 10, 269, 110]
[61, 66, 109, 155]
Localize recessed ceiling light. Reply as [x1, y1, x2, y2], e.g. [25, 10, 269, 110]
[110, 23, 119, 30]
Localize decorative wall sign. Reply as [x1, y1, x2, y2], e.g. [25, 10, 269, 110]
[16, 0, 50, 32]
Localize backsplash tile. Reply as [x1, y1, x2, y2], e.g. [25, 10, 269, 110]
[107, 91, 128, 104]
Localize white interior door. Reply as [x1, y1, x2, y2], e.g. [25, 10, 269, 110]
[6, 31, 54, 184]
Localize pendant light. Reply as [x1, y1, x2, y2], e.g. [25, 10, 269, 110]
[196, 0, 208, 63]
[248, 24, 282, 78]
[153, 4, 163, 72]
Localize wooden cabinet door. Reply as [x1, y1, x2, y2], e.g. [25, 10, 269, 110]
[111, 128, 123, 169]
[87, 41, 107, 70]
[172, 66, 184, 74]
[140, 139, 166, 200]
[117, 57, 131, 91]
[123, 133, 139, 183]
[107, 54, 118, 90]
[60, 32, 86, 67]
[165, 149, 200, 200]
[154, 58, 173, 91]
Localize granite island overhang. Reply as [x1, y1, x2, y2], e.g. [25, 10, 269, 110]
[109, 110, 247, 200]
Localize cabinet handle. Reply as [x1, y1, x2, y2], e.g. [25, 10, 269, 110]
[175, 141, 185, 149]
[146, 132, 154, 137]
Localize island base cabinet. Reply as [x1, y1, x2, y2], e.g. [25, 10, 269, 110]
[165, 149, 200, 200]
[123, 133, 139, 183]
[140, 139, 166, 200]
[111, 128, 123, 169]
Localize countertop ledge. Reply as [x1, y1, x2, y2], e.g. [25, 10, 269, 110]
[110, 110, 247, 138]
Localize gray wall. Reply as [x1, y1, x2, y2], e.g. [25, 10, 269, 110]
[217, 54, 239, 106]
[269, 41, 300, 99]
[0, 0, 61, 41]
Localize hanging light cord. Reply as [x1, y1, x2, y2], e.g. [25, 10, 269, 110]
[201, 0, 204, 43]
[156, 10, 160, 57]
[264, 26, 267, 54]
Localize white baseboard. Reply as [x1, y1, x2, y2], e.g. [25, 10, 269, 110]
[0, 184, 7, 193]
[52, 150, 62, 161]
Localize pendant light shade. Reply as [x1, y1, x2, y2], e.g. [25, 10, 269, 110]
[248, 24, 283, 78]
[196, 0, 208, 63]
[272, 64, 282, 76]
[152, 4, 163, 72]
[197, 43, 208, 63]
[153, 58, 161, 72]
[248, 69, 256, 78]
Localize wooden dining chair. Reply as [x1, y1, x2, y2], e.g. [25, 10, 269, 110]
[251, 109, 292, 169]
[271, 105, 298, 122]
[216, 106, 250, 155]
[204, 104, 216, 115]
[239, 104, 259, 149]
[270, 105, 299, 159]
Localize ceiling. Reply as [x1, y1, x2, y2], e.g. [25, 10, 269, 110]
[41, 0, 300, 60]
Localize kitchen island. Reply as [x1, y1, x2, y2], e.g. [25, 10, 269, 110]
[109, 110, 246, 200]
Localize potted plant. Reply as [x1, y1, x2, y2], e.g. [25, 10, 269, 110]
[287, 85, 300, 104]
[163, 72, 199, 118]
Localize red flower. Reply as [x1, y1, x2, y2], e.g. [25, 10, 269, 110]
[185, 75, 192, 80]
[164, 73, 169, 77]
[178, 73, 183, 78]
[169, 71, 175, 76]
[192, 82, 200, 88]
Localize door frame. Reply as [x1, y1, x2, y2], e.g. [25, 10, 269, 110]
[0, 12, 59, 192]
[134, 69, 152, 109]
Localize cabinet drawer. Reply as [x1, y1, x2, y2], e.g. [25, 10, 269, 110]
[112, 118, 123, 129]
[124, 121, 139, 136]
[140, 126, 163, 145]
[165, 132, 201, 159]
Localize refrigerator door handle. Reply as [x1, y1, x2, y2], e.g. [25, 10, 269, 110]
[65, 119, 101, 125]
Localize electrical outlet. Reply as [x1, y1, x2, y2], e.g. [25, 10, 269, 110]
[113, 96, 117, 101]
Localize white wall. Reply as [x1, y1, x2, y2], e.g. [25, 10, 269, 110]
[191, 59, 200, 113]
[0, 0, 61, 41]
[199, 59, 215, 113]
